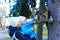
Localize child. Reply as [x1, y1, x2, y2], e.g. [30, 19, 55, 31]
[15, 16, 37, 40]
[20, 16, 36, 40]
[15, 16, 32, 40]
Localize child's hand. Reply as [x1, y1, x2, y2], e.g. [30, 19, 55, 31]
[16, 21, 21, 28]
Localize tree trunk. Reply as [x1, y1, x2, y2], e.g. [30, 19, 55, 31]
[37, 23, 43, 40]
[37, 0, 46, 40]
[48, 0, 60, 40]
[37, 15, 43, 40]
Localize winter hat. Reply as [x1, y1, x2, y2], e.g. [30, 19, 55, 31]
[18, 16, 26, 23]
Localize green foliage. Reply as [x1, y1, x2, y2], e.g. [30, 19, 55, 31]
[19, 0, 32, 18]
[10, 0, 32, 18]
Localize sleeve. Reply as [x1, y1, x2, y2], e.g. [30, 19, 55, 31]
[26, 18, 35, 26]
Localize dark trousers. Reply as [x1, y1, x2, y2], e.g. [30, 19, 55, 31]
[32, 37, 36, 40]
[8, 26, 21, 38]
[8, 26, 16, 37]
[15, 31, 31, 40]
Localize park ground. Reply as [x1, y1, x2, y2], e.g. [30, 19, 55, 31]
[0, 25, 48, 40]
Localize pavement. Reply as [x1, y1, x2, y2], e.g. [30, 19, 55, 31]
[0, 33, 10, 40]
[43, 35, 48, 40]
[0, 29, 10, 40]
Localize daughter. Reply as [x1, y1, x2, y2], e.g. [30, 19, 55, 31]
[15, 16, 37, 40]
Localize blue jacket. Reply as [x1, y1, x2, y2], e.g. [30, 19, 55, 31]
[21, 18, 36, 38]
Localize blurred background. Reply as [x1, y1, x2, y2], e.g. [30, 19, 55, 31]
[0, 0, 48, 40]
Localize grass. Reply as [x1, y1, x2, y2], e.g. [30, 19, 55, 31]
[5, 38, 13, 40]
[43, 26, 48, 35]
[3, 30, 8, 34]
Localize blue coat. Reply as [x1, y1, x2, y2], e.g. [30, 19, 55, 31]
[21, 18, 36, 38]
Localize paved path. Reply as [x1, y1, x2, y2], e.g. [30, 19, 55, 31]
[0, 32, 10, 40]
[43, 35, 48, 39]
[0, 29, 10, 40]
